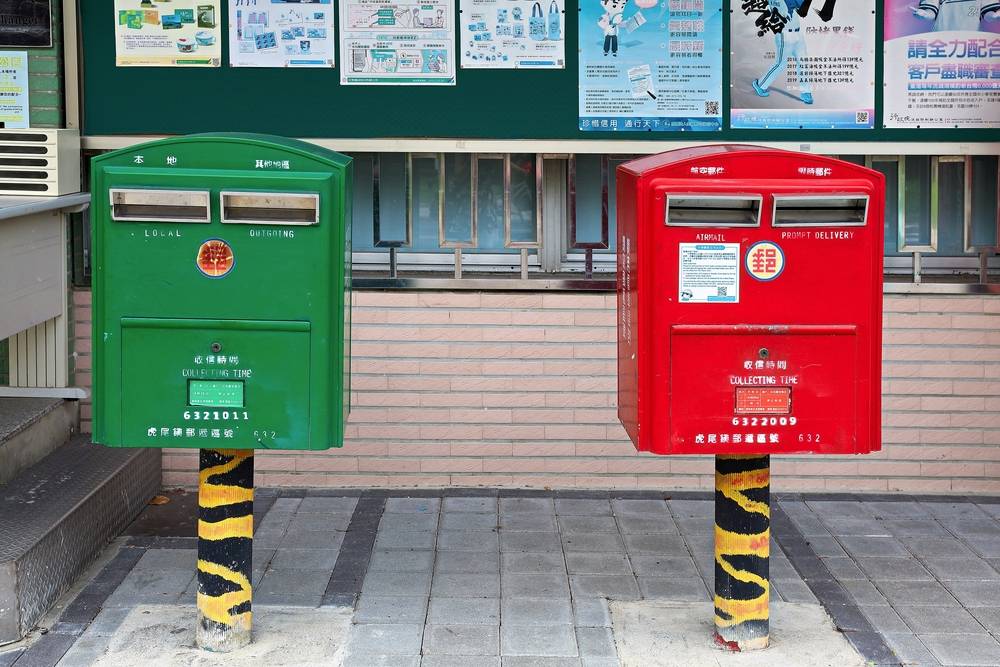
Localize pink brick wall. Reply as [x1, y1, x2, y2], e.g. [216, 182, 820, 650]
[72, 289, 1000, 494]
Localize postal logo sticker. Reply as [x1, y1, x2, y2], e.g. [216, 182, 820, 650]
[196, 239, 235, 278]
[745, 241, 784, 282]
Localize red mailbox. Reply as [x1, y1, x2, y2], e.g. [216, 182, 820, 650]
[616, 145, 884, 456]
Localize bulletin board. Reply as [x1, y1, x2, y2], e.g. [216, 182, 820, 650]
[79, 2, 996, 142]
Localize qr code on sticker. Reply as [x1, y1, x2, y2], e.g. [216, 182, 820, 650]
[856, 110, 870, 125]
[706, 100, 720, 116]
[717, 286, 728, 296]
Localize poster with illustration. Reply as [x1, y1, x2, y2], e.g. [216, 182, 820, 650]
[340, 0, 456, 84]
[884, 0, 1000, 128]
[229, 0, 335, 67]
[115, 1, 222, 67]
[460, 0, 564, 68]
[730, 0, 875, 129]
[578, 0, 722, 132]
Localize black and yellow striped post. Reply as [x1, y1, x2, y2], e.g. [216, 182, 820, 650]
[196, 449, 254, 652]
[713, 454, 770, 651]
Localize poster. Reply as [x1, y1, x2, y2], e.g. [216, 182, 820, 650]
[0, 51, 28, 128]
[578, 0, 722, 132]
[0, 1, 51, 47]
[115, 1, 222, 67]
[730, 0, 875, 129]
[229, 0, 335, 67]
[459, 0, 565, 68]
[884, 0, 1000, 129]
[340, 0, 456, 85]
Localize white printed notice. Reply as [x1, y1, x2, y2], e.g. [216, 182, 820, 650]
[229, 0, 335, 67]
[678, 243, 740, 303]
[459, 0, 565, 68]
[340, 0, 456, 84]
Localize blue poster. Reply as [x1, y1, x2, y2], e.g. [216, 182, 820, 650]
[578, 0, 722, 132]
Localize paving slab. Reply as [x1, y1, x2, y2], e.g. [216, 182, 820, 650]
[354, 595, 429, 624]
[432, 573, 501, 598]
[428, 597, 500, 625]
[56, 604, 351, 666]
[611, 500, 668, 515]
[346, 623, 424, 656]
[575, 627, 617, 658]
[501, 624, 578, 657]
[610, 601, 864, 667]
[297, 497, 359, 514]
[423, 624, 500, 656]
[443, 497, 498, 513]
[614, 515, 677, 534]
[500, 514, 559, 532]
[636, 577, 709, 601]
[380, 514, 439, 532]
[565, 553, 631, 575]
[896, 604, 986, 634]
[500, 531, 563, 553]
[501, 552, 566, 575]
[554, 499, 611, 516]
[500, 498, 555, 514]
[919, 632, 1000, 666]
[502, 598, 574, 626]
[368, 549, 435, 573]
[438, 530, 500, 552]
[503, 573, 571, 599]
[436, 550, 500, 574]
[441, 512, 499, 531]
[385, 498, 441, 514]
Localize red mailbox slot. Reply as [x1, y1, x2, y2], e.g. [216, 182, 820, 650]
[616, 145, 884, 456]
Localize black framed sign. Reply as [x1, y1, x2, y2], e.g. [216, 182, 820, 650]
[0, 1, 51, 48]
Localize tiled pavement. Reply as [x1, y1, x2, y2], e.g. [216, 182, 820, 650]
[6, 491, 1000, 666]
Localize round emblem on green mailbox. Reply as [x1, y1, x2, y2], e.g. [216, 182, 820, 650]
[196, 239, 235, 278]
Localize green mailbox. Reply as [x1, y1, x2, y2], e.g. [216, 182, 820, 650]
[91, 134, 351, 451]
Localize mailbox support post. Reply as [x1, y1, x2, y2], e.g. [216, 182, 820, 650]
[196, 449, 254, 652]
[713, 454, 770, 651]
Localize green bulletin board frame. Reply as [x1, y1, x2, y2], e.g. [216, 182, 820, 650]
[80, 2, 997, 142]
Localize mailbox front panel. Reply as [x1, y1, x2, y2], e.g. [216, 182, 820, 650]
[92, 134, 351, 450]
[121, 319, 311, 450]
[617, 146, 884, 456]
[669, 326, 858, 454]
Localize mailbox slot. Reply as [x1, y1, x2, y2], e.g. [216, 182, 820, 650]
[220, 191, 320, 225]
[771, 194, 868, 227]
[665, 194, 762, 227]
[110, 188, 211, 223]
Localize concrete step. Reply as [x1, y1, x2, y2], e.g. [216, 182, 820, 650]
[0, 397, 78, 487]
[0, 436, 160, 643]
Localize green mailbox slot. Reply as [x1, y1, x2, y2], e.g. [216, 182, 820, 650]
[91, 134, 352, 451]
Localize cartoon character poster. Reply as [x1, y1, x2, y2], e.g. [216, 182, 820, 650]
[578, 0, 722, 131]
[884, 0, 1000, 128]
[730, 0, 875, 129]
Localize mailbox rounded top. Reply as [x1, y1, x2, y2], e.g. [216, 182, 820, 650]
[619, 144, 881, 184]
[91, 133, 352, 172]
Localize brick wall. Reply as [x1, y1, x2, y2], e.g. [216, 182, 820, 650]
[27, 0, 63, 128]
[71, 289, 1000, 494]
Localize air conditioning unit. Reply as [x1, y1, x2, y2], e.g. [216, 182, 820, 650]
[0, 129, 80, 196]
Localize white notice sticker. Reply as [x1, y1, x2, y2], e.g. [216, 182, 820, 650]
[678, 243, 739, 303]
